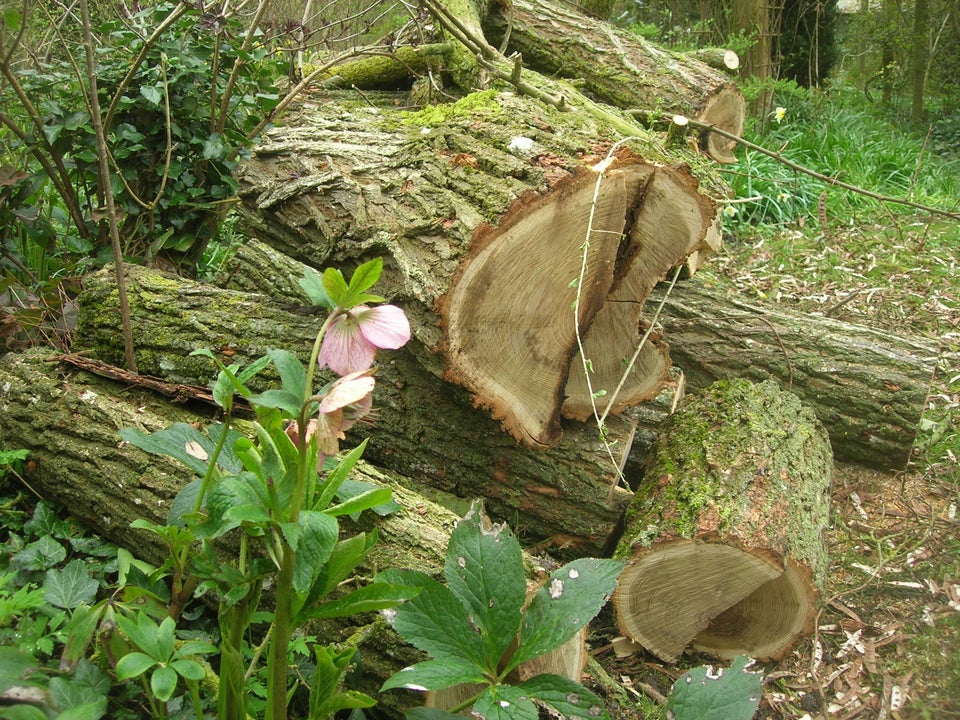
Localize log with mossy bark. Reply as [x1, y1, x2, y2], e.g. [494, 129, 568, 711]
[217, 239, 936, 474]
[480, 0, 745, 163]
[648, 283, 938, 470]
[235, 89, 718, 453]
[0, 348, 590, 718]
[614, 378, 832, 663]
[72, 264, 635, 557]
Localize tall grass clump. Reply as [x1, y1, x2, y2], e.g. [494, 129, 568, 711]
[724, 82, 960, 229]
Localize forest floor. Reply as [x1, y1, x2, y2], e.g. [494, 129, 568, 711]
[586, 217, 960, 719]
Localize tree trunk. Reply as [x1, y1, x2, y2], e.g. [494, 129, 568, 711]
[614, 379, 832, 663]
[481, 0, 746, 163]
[235, 89, 718, 452]
[72, 264, 635, 557]
[648, 283, 937, 470]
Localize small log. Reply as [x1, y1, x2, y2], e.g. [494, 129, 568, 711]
[72, 265, 634, 556]
[613, 379, 832, 663]
[650, 283, 937, 469]
[481, 0, 745, 163]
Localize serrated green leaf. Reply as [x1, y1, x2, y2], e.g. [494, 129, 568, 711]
[292, 510, 339, 596]
[302, 581, 419, 620]
[377, 569, 487, 668]
[116, 614, 160, 659]
[313, 440, 368, 511]
[267, 349, 307, 399]
[663, 655, 763, 720]
[60, 605, 104, 669]
[300, 270, 334, 308]
[347, 258, 383, 295]
[473, 684, 538, 720]
[518, 674, 609, 720]
[444, 503, 525, 666]
[115, 652, 156, 680]
[171, 659, 206, 681]
[381, 658, 487, 692]
[325, 487, 393, 518]
[43, 559, 99, 609]
[151, 664, 179, 702]
[509, 558, 623, 670]
[322, 267, 350, 306]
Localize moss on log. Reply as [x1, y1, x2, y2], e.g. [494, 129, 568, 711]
[613, 379, 832, 663]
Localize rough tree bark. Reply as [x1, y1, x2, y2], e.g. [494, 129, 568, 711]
[235, 89, 718, 451]
[72, 264, 635, 557]
[481, 0, 746, 163]
[649, 284, 937, 469]
[614, 379, 833, 663]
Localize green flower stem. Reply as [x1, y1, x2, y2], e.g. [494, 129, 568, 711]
[265, 308, 339, 720]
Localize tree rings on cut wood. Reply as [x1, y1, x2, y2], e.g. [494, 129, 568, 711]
[613, 379, 832, 662]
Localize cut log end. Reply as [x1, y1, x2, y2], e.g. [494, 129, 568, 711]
[441, 157, 715, 446]
[613, 542, 817, 662]
[698, 85, 745, 164]
[613, 379, 832, 662]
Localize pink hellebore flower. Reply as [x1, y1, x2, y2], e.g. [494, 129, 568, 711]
[318, 304, 411, 376]
[286, 370, 376, 463]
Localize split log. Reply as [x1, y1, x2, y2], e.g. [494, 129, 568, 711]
[481, 0, 746, 163]
[0, 349, 589, 718]
[72, 264, 635, 556]
[235, 89, 718, 450]
[649, 283, 938, 470]
[614, 378, 832, 663]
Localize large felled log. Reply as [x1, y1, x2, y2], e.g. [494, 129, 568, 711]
[217, 240, 937, 473]
[649, 283, 938, 469]
[0, 348, 592, 718]
[481, 0, 745, 163]
[236, 90, 717, 450]
[614, 379, 832, 663]
[72, 265, 634, 556]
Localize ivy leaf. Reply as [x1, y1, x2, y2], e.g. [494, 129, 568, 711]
[518, 674, 609, 720]
[444, 502, 525, 667]
[14, 535, 66, 571]
[140, 85, 162, 106]
[380, 658, 487, 693]
[377, 569, 487, 668]
[662, 655, 763, 720]
[509, 558, 623, 671]
[43, 559, 99, 609]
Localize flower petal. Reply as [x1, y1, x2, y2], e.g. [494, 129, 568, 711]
[318, 315, 377, 376]
[356, 305, 411, 350]
[319, 372, 375, 414]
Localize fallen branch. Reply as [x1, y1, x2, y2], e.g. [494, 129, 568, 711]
[645, 113, 960, 220]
